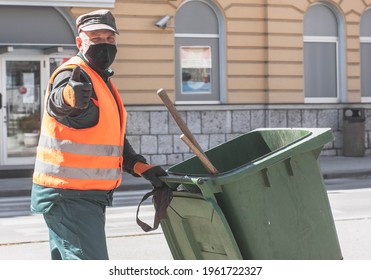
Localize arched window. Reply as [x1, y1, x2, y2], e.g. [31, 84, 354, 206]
[360, 8, 371, 101]
[175, 0, 225, 104]
[303, 3, 343, 102]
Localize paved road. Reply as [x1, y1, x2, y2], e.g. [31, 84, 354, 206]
[0, 190, 172, 260]
[326, 178, 371, 260]
[1, 178, 371, 260]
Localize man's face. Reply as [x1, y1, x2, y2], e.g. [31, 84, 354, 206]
[76, 29, 117, 54]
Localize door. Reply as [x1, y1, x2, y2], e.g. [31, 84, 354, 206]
[0, 58, 44, 165]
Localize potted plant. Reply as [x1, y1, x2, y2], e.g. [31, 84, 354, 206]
[18, 113, 41, 147]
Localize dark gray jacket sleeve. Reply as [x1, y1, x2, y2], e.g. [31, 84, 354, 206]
[47, 68, 147, 175]
[122, 137, 147, 176]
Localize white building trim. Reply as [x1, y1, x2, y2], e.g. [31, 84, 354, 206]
[0, 0, 115, 8]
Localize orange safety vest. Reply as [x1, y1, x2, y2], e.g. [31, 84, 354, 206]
[33, 56, 127, 191]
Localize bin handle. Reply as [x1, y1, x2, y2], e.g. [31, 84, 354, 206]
[159, 174, 195, 187]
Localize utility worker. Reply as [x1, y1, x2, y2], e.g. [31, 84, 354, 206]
[31, 9, 167, 260]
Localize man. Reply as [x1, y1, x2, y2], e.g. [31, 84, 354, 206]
[31, 9, 167, 260]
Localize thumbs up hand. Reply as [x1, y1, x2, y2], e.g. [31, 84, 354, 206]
[62, 66, 92, 109]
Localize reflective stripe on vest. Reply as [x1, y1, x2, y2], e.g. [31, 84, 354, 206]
[33, 56, 126, 191]
[34, 159, 121, 180]
[37, 134, 121, 157]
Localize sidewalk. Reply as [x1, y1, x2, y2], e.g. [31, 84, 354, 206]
[1, 155, 371, 197]
[319, 155, 371, 179]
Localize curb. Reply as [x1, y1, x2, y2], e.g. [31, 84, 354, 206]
[0, 169, 33, 179]
[322, 170, 371, 179]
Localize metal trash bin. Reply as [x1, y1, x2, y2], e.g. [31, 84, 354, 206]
[161, 128, 342, 260]
[343, 108, 365, 157]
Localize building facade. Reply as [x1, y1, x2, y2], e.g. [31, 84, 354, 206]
[1, 0, 371, 169]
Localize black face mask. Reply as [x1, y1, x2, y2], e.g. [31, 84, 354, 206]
[84, 43, 117, 71]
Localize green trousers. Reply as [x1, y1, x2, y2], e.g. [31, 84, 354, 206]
[43, 197, 109, 260]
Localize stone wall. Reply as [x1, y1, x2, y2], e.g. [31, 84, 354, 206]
[125, 104, 371, 166]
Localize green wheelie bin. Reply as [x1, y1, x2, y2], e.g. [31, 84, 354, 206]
[160, 128, 342, 260]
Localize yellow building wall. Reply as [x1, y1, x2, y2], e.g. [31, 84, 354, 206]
[71, 0, 371, 105]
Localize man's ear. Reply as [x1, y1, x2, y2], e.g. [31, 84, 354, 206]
[76, 36, 83, 51]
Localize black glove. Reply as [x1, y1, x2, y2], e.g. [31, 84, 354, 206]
[134, 162, 168, 188]
[62, 66, 92, 109]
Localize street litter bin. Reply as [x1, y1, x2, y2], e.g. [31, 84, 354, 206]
[343, 108, 365, 157]
[160, 128, 342, 260]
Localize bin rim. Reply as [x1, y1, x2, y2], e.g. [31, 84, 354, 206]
[165, 127, 333, 186]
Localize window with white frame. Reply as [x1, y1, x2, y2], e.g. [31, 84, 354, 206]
[303, 4, 339, 102]
[360, 9, 371, 101]
[174, 0, 223, 104]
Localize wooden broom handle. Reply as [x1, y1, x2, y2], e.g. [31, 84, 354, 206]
[180, 134, 219, 175]
[157, 88, 204, 152]
[157, 88, 219, 175]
